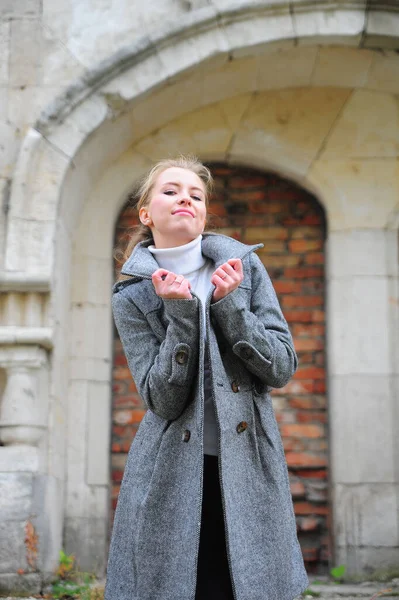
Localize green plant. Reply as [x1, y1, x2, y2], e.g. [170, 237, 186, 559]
[51, 550, 102, 599]
[330, 564, 346, 582]
[301, 588, 321, 597]
[56, 550, 75, 579]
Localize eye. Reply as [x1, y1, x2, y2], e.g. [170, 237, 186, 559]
[164, 190, 176, 196]
[192, 195, 202, 202]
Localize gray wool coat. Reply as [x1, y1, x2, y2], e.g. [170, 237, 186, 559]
[105, 233, 309, 600]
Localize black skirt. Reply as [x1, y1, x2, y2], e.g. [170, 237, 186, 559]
[195, 454, 234, 600]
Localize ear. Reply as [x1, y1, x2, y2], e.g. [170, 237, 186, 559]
[139, 206, 152, 227]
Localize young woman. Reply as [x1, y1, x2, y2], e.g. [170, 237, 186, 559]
[105, 157, 308, 600]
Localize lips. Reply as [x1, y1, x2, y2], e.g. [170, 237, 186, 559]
[173, 210, 194, 217]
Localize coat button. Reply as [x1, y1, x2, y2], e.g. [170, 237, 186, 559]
[236, 421, 248, 434]
[175, 350, 188, 365]
[231, 380, 240, 393]
[240, 346, 253, 360]
[182, 429, 191, 442]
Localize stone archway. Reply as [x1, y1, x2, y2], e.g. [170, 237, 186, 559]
[1, 15, 398, 581]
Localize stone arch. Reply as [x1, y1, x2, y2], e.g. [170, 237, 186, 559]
[1, 9, 398, 574]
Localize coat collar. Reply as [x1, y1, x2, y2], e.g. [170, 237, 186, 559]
[120, 232, 263, 280]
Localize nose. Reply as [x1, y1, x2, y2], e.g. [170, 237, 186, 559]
[178, 192, 192, 205]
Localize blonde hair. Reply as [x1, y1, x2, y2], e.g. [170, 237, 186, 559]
[115, 156, 214, 281]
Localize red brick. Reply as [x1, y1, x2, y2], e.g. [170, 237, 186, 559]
[300, 280, 325, 294]
[283, 438, 305, 452]
[112, 381, 127, 394]
[274, 380, 317, 395]
[297, 352, 314, 363]
[289, 396, 326, 410]
[231, 190, 267, 202]
[290, 481, 306, 498]
[294, 502, 329, 515]
[208, 204, 227, 217]
[291, 227, 323, 240]
[314, 381, 326, 393]
[288, 239, 323, 253]
[113, 366, 132, 380]
[273, 281, 302, 294]
[294, 338, 324, 351]
[296, 469, 327, 479]
[286, 452, 327, 468]
[284, 267, 323, 279]
[297, 411, 327, 424]
[283, 295, 323, 308]
[280, 424, 324, 438]
[294, 367, 325, 380]
[292, 323, 325, 337]
[306, 252, 325, 265]
[113, 353, 128, 366]
[230, 176, 267, 188]
[312, 310, 325, 322]
[113, 394, 143, 408]
[261, 254, 300, 268]
[284, 310, 313, 323]
[112, 470, 124, 483]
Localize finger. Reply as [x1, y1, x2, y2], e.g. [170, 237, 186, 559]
[213, 272, 230, 284]
[152, 268, 169, 281]
[180, 280, 192, 297]
[219, 263, 237, 279]
[163, 272, 178, 286]
[227, 258, 243, 276]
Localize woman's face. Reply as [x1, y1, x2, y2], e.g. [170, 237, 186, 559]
[139, 167, 207, 248]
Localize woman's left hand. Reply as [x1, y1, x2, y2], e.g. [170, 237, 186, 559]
[211, 258, 243, 303]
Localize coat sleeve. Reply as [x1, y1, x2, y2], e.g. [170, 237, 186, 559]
[209, 252, 297, 388]
[112, 289, 200, 421]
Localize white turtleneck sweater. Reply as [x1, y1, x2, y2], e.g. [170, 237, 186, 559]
[148, 235, 219, 456]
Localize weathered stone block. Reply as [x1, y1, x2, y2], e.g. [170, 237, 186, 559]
[311, 46, 373, 89]
[330, 375, 394, 484]
[0, 572, 42, 595]
[0, 0, 40, 17]
[0, 521, 28, 573]
[323, 89, 399, 159]
[328, 277, 391, 376]
[293, 8, 365, 45]
[327, 229, 398, 279]
[9, 19, 41, 87]
[0, 473, 32, 519]
[64, 517, 107, 574]
[87, 381, 111, 486]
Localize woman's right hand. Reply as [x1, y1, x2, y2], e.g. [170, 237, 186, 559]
[152, 268, 192, 300]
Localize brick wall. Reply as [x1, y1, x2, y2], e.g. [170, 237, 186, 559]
[112, 164, 329, 572]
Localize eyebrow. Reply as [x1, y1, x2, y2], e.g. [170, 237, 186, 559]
[161, 181, 204, 194]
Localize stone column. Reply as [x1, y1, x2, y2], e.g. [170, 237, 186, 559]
[0, 348, 48, 447]
[327, 228, 399, 574]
